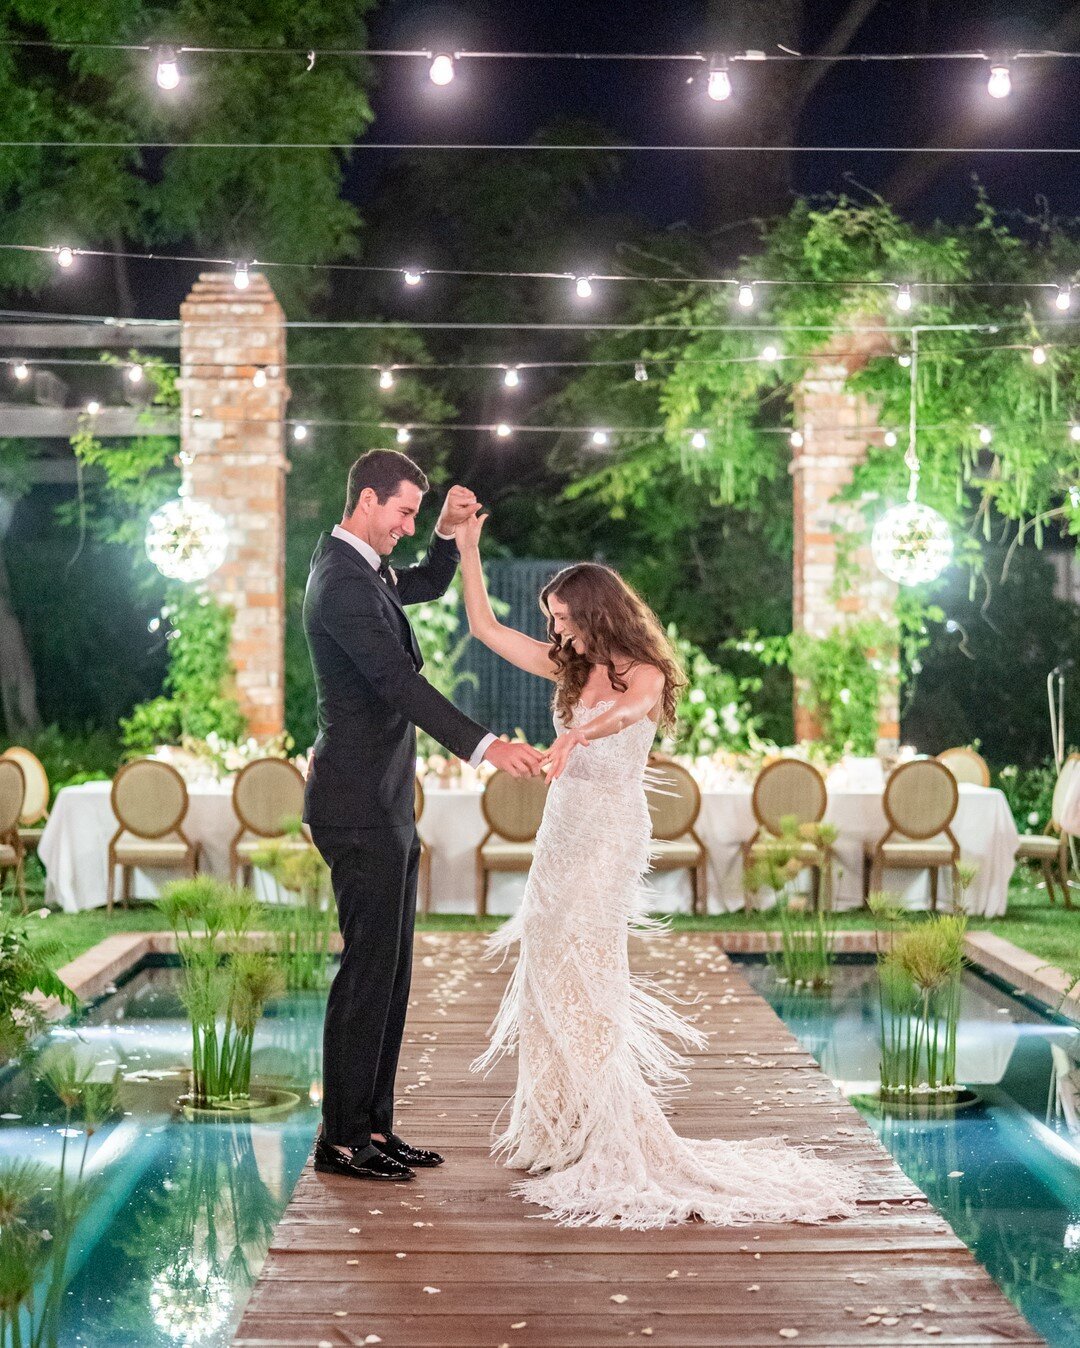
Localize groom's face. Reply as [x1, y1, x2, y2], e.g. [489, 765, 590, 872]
[361, 481, 423, 556]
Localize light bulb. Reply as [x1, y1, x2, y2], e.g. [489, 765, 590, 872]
[690, 430, 707, 450]
[898, 353, 912, 368]
[978, 425, 993, 446]
[634, 362, 648, 382]
[292, 423, 308, 442]
[379, 369, 395, 390]
[894, 284, 913, 312]
[987, 64, 1011, 99]
[1055, 284, 1072, 311]
[233, 263, 250, 290]
[403, 270, 423, 286]
[884, 430, 898, 447]
[155, 49, 180, 90]
[252, 367, 267, 388]
[127, 363, 143, 384]
[429, 53, 455, 86]
[590, 430, 609, 447]
[396, 427, 411, 444]
[56, 246, 74, 268]
[12, 361, 29, 381]
[85, 399, 101, 415]
[503, 367, 521, 388]
[1032, 345, 1048, 365]
[1070, 424, 1080, 443]
[707, 61, 732, 102]
[737, 282, 754, 309]
[495, 422, 512, 438]
[574, 275, 593, 299]
[760, 343, 779, 362]
[789, 430, 804, 448]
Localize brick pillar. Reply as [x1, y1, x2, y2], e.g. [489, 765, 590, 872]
[791, 327, 900, 753]
[179, 273, 288, 738]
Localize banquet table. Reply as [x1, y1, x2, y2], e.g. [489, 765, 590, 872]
[38, 775, 1021, 918]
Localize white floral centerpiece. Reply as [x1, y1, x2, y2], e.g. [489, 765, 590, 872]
[153, 730, 299, 782]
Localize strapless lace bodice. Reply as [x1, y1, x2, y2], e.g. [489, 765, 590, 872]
[555, 699, 656, 791]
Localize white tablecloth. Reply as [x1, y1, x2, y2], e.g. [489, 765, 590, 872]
[38, 777, 1020, 918]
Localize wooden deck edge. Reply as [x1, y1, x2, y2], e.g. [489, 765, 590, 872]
[963, 930, 1080, 1016]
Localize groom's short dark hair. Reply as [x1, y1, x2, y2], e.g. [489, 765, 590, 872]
[345, 449, 429, 515]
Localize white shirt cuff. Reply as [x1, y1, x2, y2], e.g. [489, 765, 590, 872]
[469, 733, 497, 769]
[434, 526, 456, 541]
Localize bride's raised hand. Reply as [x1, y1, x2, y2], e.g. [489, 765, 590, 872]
[455, 509, 488, 552]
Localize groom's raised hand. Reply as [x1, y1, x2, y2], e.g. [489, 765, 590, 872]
[437, 485, 480, 536]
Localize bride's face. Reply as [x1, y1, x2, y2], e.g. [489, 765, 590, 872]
[546, 595, 585, 654]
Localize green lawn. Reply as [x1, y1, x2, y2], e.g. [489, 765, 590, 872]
[17, 858, 1080, 982]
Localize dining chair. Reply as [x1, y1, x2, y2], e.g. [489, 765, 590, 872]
[107, 760, 198, 913]
[0, 758, 27, 910]
[1, 746, 50, 857]
[1014, 751, 1080, 907]
[864, 758, 961, 911]
[230, 757, 310, 887]
[936, 746, 991, 789]
[476, 771, 549, 918]
[647, 756, 708, 915]
[743, 758, 831, 910]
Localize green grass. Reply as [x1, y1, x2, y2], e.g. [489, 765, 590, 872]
[12, 860, 1080, 983]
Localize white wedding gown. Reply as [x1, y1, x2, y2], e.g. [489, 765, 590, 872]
[472, 700, 861, 1229]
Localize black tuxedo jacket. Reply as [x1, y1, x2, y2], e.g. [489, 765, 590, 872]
[302, 530, 489, 829]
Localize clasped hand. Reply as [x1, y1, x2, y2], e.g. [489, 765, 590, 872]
[539, 729, 588, 781]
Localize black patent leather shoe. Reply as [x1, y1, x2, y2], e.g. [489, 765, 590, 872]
[313, 1136, 415, 1181]
[372, 1131, 445, 1168]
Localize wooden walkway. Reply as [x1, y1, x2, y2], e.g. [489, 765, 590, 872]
[235, 932, 1041, 1347]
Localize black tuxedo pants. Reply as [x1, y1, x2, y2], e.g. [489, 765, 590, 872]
[310, 822, 420, 1147]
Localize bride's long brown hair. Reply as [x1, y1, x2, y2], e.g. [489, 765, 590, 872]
[539, 563, 685, 733]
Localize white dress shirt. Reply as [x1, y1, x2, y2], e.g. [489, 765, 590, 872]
[330, 524, 495, 768]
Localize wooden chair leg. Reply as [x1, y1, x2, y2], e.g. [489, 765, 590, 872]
[475, 854, 487, 918]
[1041, 859, 1058, 904]
[1059, 845, 1073, 909]
[420, 846, 432, 915]
[16, 860, 26, 914]
[929, 867, 939, 912]
[107, 847, 115, 916]
[698, 859, 708, 916]
[122, 863, 132, 909]
[689, 865, 699, 917]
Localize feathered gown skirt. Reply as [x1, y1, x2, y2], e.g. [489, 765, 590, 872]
[471, 718, 860, 1231]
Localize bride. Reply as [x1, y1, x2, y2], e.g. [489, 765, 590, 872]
[457, 512, 860, 1229]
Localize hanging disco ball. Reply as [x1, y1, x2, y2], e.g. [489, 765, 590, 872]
[145, 496, 228, 582]
[871, 501, 953, 586]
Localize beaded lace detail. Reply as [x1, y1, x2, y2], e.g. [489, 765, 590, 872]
[471, 700, 861, 1229]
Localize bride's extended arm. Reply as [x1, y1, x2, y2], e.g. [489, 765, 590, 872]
[456, 513, 557, 681]
[541, 665, 665, 779]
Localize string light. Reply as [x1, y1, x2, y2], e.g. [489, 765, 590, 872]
[634, 362, 648, 382]
[378, 368, 395, 390]
[1071, 423, 1080, 443]
[396, 427, 411, 444]
[987, 63, 1012, 98]
[884, 430, 899, 447]
[232, 262, 250, 290]
[1032, 344, 1048, 365]
[898, 353, 912, 367]
[1055, 284, 1073, 311]
[429, 53, 455, 86]
[55, 246, 74, 268]
[574, 275, 594, 299]
[292, 423, 308, 441]
[895, 284, 913, 312]
[707, 58, 732, 102]
[85, 399, 101, 415]
[760, 343, 779, 362]
[978, 424, 993, 445]
[155, 47, 180, 90]
[403, 269, 424, 286]
[502, 366, 521, 388]
[789, 430, 804, 448]
[252, 367, 267, 387]
[127, 362, 144, 384]
[495, 422, 512, 438]
[590, 429, 610, 446]
[737, 282, 755, 309]
[11, 360, 29, 381]
[690, 430, 708, 450]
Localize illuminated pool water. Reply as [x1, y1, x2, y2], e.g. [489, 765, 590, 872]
[740, 957, 1080, 1348]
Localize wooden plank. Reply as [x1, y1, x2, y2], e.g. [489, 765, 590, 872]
[234, 932, 1042, 1348]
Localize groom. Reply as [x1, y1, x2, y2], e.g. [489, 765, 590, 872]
[303, 448, 543, 1182]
